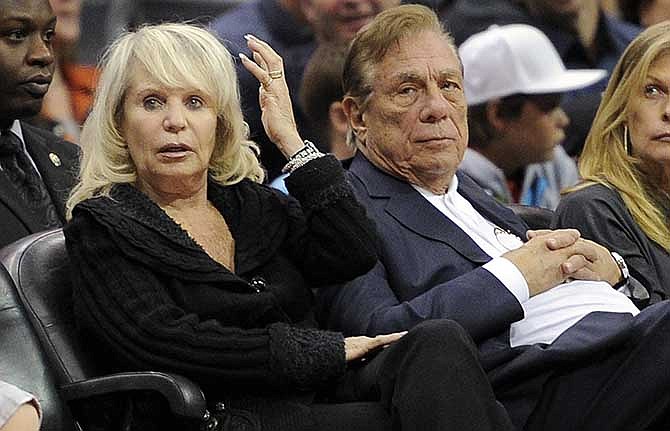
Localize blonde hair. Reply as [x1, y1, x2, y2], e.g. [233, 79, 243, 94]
[66, 23, 264, 219]
[574, 21, 670, 250]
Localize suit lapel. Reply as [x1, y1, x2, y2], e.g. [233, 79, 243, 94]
[0, 174, 41, 232]
[22, 123, 77, 220]
[351, 154, 491, 264]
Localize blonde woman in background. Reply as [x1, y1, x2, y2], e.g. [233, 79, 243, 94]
[554, 21, 670, 307]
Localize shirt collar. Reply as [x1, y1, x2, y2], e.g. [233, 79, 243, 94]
[412, 174, 459, 199]
[9, 120, 27, 150]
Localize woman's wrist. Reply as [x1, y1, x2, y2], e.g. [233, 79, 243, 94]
[276, 131, 304, 159]
[282, 140, 326, 174]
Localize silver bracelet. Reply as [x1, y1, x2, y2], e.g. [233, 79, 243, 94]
[282, 140, 325, 173]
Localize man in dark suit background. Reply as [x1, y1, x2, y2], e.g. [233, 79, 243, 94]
[317, 5, 670, 430]
[0, 0, 78, 248]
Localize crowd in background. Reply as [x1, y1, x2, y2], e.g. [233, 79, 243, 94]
[3, 0, 670, 430]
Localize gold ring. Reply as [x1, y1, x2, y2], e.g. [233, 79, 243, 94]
[268, 70, 283, 79]
[261, 78, 273, 89]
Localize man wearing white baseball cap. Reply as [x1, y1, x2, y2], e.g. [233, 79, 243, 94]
[458, 24, 606, 209]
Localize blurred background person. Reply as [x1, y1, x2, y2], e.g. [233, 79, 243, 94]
[443, 0, 640, 158]
[210, 0, 313, 182]
[620, 0, 670, 27]
[35, 0, 97, 143]
[271, 42, 354, 193]
[211, 0, 399, 182]
[554, 21, 670, 307]
[459, 24, 605, 209]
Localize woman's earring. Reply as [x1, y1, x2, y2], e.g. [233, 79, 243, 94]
[623, 125, 631, 155]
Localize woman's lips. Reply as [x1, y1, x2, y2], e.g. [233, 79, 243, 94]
[158, 143, 193, 159]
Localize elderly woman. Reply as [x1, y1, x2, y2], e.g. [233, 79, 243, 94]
[63, 23, 512, 431]
[554, 21, 670, 307]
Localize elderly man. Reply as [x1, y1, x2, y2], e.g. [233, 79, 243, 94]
[318, 5, 670, 430]
[0, 0, 78, 248]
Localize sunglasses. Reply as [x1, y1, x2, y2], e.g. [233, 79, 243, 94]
[525, 93, 563, 113]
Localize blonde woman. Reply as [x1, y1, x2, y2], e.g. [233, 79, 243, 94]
[64, 22, 512, 431]
[554, 21, 670, 307]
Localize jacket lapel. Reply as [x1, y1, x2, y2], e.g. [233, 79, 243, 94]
[350, 154, 491, 264]
[456, 172, 529, 238]
[22, 123, 78, 220]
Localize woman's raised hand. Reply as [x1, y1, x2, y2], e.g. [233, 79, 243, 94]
[239, 34, 304, 158]
[344, 332, 407, 362]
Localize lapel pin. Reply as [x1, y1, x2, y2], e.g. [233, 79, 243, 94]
[49, 153, 62, 167]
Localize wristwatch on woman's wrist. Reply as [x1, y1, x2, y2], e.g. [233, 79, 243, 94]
[610, 251, 630, 289]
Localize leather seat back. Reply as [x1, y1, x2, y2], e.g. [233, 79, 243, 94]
[0, 229, 97, 385]
[0, 262, 74, 430]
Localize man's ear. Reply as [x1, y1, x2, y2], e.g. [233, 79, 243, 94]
[485, 100, 507, 132]
[328, 101, 349, 136]
[342, 96, 367, 145]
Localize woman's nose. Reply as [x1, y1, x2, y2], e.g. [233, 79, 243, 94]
[163, 103, 186, 132]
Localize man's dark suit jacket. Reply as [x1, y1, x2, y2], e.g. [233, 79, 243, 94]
[0, 122, 79, 248]
[317, 153, 646, 427]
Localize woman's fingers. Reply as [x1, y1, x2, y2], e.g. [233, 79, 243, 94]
[344, 332, 407, 362]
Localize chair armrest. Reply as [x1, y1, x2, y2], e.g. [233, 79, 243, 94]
[60, 371, 207, 420]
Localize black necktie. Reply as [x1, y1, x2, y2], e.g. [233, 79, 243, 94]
[0, 130, 61, 229]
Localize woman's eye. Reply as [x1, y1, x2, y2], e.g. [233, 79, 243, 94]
[143, 97, 162, 110]
[645, 84, 662, 97]
[186, 96, 204, 109]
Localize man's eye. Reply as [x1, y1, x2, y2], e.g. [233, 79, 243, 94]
[143, 97, 163, 110]
[399, 87, 417, 96]
[44, 28, 55, 42]
[442, 81, 461, 91]
[8, 29, 27, 41]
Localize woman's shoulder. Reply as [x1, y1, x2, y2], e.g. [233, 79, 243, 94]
[555, 182, 627, 227]
[559, 182, 622, 208]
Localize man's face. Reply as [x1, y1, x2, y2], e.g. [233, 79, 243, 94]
[500, 95, 570, 166]
[0, 0, 56, 125]
[302, 0, 400, 43]
[355, 31, 468, 192]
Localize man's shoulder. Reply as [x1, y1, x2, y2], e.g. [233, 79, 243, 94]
[21, 122, 78, 157]
[210, 0, 265, 43]
[443, 0, 531, 45]
[603, 13, 641, 48]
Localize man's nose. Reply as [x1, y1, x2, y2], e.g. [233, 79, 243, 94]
[26, 34, 54, 67]
[163, 103, 187, 132]
[420, 86, 450, 123]
[553, 107, 570, 129]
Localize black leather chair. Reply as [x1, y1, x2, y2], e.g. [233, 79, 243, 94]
[0, 229, 210, 430]
[0, 263, 74, 430]
[507, 204, 554, 231]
